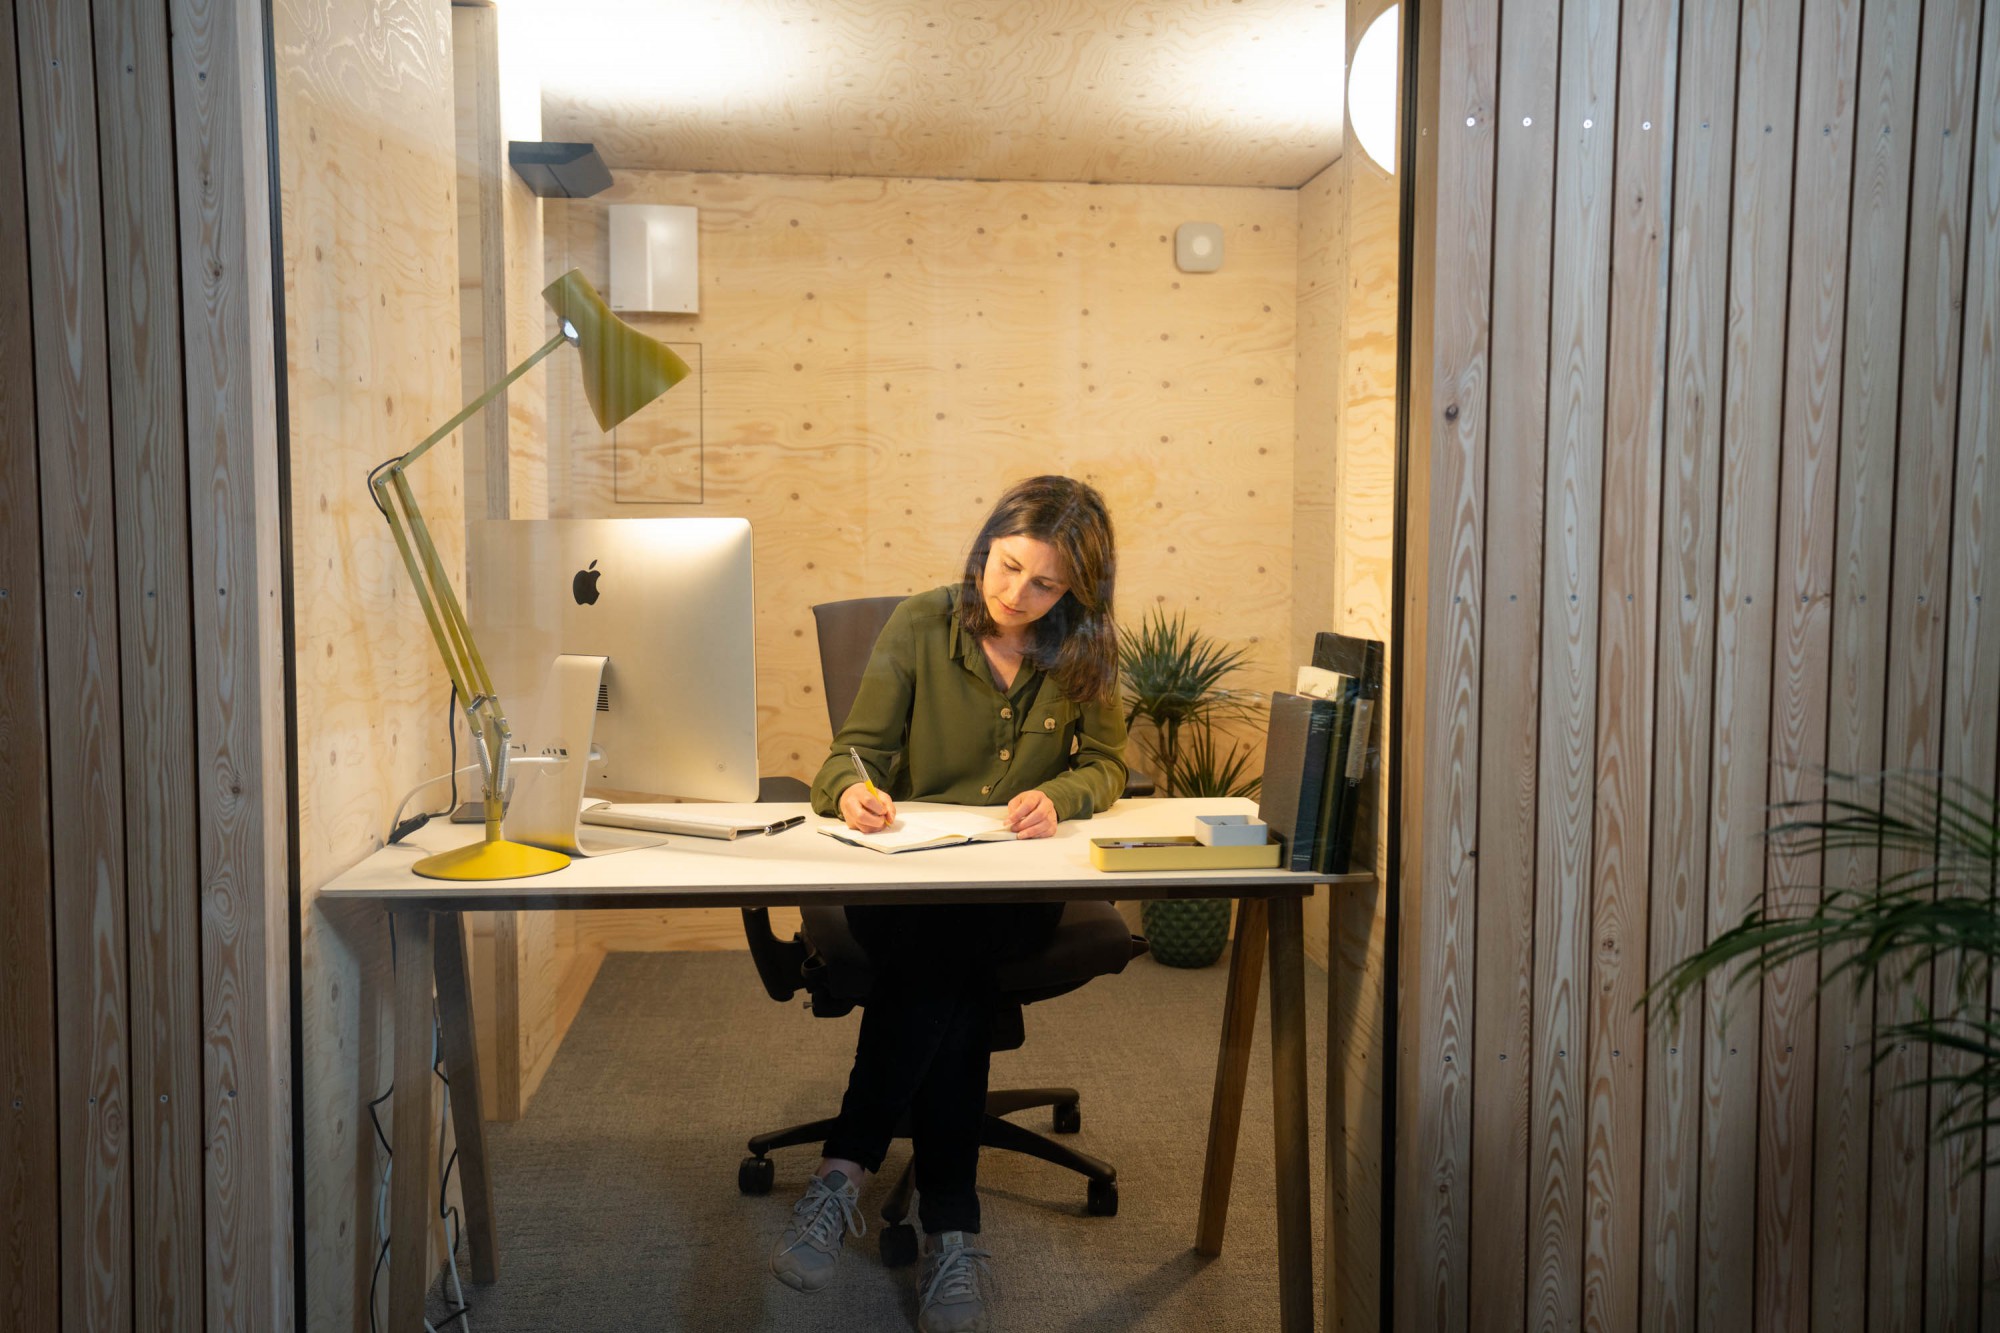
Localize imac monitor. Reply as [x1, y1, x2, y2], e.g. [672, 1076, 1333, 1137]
[467, 517, 760, 803]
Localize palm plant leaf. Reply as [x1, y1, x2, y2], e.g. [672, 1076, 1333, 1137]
[1117, 608, 1259, 797]
[1174, 720, 1263, 800]
[1649, 769, 2000, 1173]
[1118, 610, 1255, 722]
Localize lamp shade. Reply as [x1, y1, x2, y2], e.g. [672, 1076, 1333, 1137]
[542, 269, 690, 431]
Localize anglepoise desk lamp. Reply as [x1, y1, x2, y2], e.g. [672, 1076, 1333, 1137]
[369, 269, 688, 880]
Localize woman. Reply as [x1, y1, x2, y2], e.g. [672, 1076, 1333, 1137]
[770, 475, 1128, 1333]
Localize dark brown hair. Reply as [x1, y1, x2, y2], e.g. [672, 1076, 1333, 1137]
[958, 475, 1118, 703]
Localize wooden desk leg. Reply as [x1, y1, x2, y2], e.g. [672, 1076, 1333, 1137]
[1196, 897, 1268, 1255]
[1269, 894, 1313, 1332]
[389, 908, 437, 1331]
[433, 910, 499, 1283]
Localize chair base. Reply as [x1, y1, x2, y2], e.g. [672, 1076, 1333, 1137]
[741, 1086, 1120, 1252]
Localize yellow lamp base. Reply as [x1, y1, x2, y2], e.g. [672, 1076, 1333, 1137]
[413, 837, 570, 881]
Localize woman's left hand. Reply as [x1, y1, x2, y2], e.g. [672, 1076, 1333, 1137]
[1004, 789, 1058, 839]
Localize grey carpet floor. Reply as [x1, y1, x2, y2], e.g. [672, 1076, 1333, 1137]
[430, 948, 1329, 1332]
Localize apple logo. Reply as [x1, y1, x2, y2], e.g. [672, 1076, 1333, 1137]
[572, 559, 602, 607]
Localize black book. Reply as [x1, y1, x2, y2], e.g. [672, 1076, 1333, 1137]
[1326, 684, 1375, 872]
[1310, 691, 1352, 874]
[1259, 691, 1338, 872]
[1311, 632, 1384, 687]
[1311, 633, 1384, 874]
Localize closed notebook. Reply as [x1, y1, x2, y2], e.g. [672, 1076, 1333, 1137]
[818, 811, 1018, 854]
[1089, 836, 1281, 871]
[579, 800, 802, 839]
[1258, 691, 1338, 872]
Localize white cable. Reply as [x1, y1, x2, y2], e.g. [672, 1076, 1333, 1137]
[387, 764, 483, 838]
[368, 929, 479, 1333]
[433, 1063, 470, 1333]
[387, 753, 576, 842]
[430, 1006, 472, 1333]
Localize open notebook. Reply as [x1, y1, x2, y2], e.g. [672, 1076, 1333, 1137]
[818, 811, 1019, 854]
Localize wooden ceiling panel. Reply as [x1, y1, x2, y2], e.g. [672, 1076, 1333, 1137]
[529, 0, 1347, 188]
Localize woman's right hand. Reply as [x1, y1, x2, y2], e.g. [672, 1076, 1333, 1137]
[838, 781, 898, 832]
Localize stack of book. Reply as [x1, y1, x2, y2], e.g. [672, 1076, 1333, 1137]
[1256, 633, 1382, 875]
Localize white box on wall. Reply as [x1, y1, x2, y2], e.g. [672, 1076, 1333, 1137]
[609, 204, 699, 314]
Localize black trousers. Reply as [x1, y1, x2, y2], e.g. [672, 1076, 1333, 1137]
[820, 901, 1064, 1235]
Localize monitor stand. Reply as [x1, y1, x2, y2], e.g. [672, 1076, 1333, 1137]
[503, 653, 663, 857]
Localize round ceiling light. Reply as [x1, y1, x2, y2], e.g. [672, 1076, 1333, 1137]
[1348, 5, 1401, 174]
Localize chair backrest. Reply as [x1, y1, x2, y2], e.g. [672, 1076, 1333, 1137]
[811, 596, 907, 731]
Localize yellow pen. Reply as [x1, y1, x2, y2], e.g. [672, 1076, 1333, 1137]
[848, 746, 880, 799]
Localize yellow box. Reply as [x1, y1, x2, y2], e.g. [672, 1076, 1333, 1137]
[1088, 836, 1282, 871]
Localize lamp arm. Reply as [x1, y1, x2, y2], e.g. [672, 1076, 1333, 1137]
[370, 471, 474, 704]
[399, 328, 569, 472]
[374, 467, 519, 834]
[387, 469, 495, 701]
[368, 328, 567, 839]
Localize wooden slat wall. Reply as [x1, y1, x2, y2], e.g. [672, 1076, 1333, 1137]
[1763, 0, 1861, 1328]
[18, 1, 139, 1324]
[1960, 12, 2000, 1326]
[0, 0, 59, 1323]
[96, 0, 207, 1319]
[174, 0, 297, 1321]
[1401, 0, 2000, 1327]
[0, 0, 294, 1326]
[1899, 3, 1986, 1326]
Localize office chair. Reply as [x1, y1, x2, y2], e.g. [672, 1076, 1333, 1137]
[739, 595, 1148, 1266]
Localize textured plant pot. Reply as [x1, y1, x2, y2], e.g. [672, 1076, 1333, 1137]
[1141, 898, 1231, 968]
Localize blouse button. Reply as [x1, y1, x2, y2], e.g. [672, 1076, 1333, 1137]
[981, 785, 992, 796]
[1043, 717, 1056, 730]
[999, 748, 1012, 761]
[1000, 706, 1013, 719]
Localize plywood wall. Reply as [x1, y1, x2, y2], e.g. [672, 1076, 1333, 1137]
[452, 2, 550, 524]
[276, 0, 465, 1326]
[1398, 0, 2000, 1327]
[544, 169, 1301, 790]
[1294, 5, 1400, 1327]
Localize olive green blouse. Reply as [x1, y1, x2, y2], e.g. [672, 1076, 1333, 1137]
[808, 585, 1129, 822]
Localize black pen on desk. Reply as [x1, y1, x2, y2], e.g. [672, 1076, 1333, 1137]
[764, 815, 806, 835]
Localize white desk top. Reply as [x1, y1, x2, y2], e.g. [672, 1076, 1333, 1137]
[319, 797, 1367, 910]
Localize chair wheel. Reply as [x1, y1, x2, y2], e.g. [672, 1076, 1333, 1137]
[1087, 1178, 1118, 1217]
[738, 1155, 775, 1195]
[1053, 1102, 1081, 1134]
[880, 1222, 919, 1267]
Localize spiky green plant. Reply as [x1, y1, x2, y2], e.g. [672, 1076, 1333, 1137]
[1118, 609, 1258, 798]
[1650, 770, 2000, 1167]
[1173, 713, 1263, 800]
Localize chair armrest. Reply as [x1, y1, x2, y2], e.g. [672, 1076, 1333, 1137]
[759, 775, 811, 801]
[741, 907, 808, 1002]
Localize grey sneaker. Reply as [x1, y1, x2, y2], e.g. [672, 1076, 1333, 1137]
[770, 1171, 865, 1292]
[917, 1231, 996, 1333]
